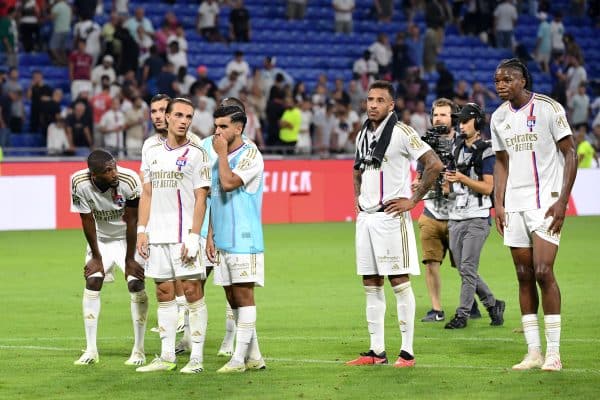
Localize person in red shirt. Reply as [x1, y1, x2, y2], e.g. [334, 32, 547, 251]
[90, 76, 113, 147]
[69, 38, 93, 100]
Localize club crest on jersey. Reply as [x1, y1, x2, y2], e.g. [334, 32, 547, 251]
[176, 155, 188, 169]
[113, 194, 125, 206]
[527, 115, 536, 129]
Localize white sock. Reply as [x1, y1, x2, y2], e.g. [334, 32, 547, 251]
[365, 286, 386, 355]
[544, 314, 561, 355]
[232, 306, 255, 364]
[157, 300, 177, 362]
[522, 314, 542, 353]
[221, 302, 237, 351]
[130, 290, 148, 353]
[82, 289, 100, 353]
[393, 282, 415, 357]
[176, 295, 187, 319]
[188, 298, 208, 361]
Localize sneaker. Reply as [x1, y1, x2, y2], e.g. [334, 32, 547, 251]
[136, 356, 177, 372]
[421, 309, 445, 322]
[541, 353, 562, 372]
[245, 357, 267, 370]
[217, 349, 234, 357]
[175, 339, 190, 355]
[444, 314, 468, 329]
[217, 360, 246, 373]
[512, 351, 544, 370]
[124, 350, 146, 366]
[488, 300, 505, 326]
[74, 350, 99, 365]
[393, 356, 416, 368]
[469, 301, 482, 319]
[345, 350, 388, 366]
[180, 358, 204, 374]
[176, 309, 187, 334]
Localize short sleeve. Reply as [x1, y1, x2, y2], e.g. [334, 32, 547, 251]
[192, 147, 212, 190]
[549, 104, 572, 143]
[398, 124, 431, 162]
[232, 146, 264, 194]
[490, 114, 505, 151]
[70, 181, 90, 214]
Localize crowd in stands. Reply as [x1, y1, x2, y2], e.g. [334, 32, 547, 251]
[0, 0, 598, 166]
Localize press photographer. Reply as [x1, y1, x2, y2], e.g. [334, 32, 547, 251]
[443, 102, 505, 329]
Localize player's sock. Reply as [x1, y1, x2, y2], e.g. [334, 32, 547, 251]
[232, 306, 255, 364]
[130, 290, 148, 353]
[248, 313, 262, 361]
[522, 314, 542, 354]
[365, 286, 386, 355]
[393, 282, 415, 357]
[157, 300, 177, 362]
[188, 298, 208, 362]
[82, 288, 100, 353]
[176, 295, 186, 312]
[223, 302, 237, 348]
[544, 314, 561, 355]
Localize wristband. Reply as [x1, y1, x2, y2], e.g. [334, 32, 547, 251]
[137, 225, 146, 234]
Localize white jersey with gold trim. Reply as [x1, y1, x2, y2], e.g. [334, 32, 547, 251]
[70, 166, 142, 240]
[491, 93, 572, 212]
[140, 133, 203, 180]
[142, 139, 211, 244]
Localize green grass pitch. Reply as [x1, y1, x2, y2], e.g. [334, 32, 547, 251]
[1, 217, 599, 399]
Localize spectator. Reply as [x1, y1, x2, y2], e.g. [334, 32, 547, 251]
[406, 23, 424, 75]
[453, 80, 470, 107]
[125, 7, 154, 41]
[331, 99, 359, 153]
[470, 81, 496, 111]
[369, 33, 393, 79]
[218, 70, 245, 99]
[114, 23, 140, 75]
[189, 65, 217, 100]
[575, 127, 597, 168]
[534, 12, 551, 73]
[423, 26, 439, 74]
[550, 52, 568, 106]
[225, 50, 251, 87]
[353, 50, 378, 91]
[73, 0, 98, 20]
[18, 0, 42, 52]
[229, 0, 251, 42]
[493, 0, 517, 49]
[568, 83, 590, 131]
[162, 11, 180, 36]
[259, 56, 294, 99]
[135, 25, 155, 66]
[74, 16, 102, 65]
[563, 33, 583, 63]
[47, 115, 73, 155]
[176, 66, 196, 97]
[112, 0, 129, 17]
[40, 88, 64, 138]
[313, 99, 337, 156]
[296, 96, 313, 154]
[66, 101, 94, 150]
[566, 55, 587, 100]
[410, 100, 431, 136]
[279, 96, 302, 152]
[391, 31, 410, 82]
[99, 97, 125, 156]
[240, 90, 265, 149]
[49, 0, 72, 66]
[286, 0, 307, 20]
[331, 78, 350, 105]
[166, 40, 188, 76]
[196, 0, 223, 42]
[69, 39, 94, 101]
[101, 13, 122, 61]
[333, 0, 355, 34]
[156, 62, 178, 98]
[90, 76, 113, 147]
[91, 55, 117, 95]
[266, 73, 287, 146]
[0, 7, 17, 68]
[124, 95, 147, 156]
[401, 68, 428, 112]
[373, 0, 393, 23]
[435, 61, 455, 100]
[27, 70, 53, 134]
[425, 0, 451, 48]
[189, 96, 214, 139]
[3, 67, 25, 133]
[549, 12, 565, 55]
[166, 25, 188, 53]
[141, 45, 164, 90]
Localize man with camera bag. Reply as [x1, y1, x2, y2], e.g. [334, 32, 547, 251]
[444, 103, 505, 329]
[416, 98, 481, 322]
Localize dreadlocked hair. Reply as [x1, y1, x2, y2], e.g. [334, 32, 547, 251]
[496, 58, 533, 91]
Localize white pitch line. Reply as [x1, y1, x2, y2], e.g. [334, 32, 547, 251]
[1, 346, 598, 375]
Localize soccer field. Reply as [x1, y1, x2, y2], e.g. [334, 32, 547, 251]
[1, 217, 599, 399]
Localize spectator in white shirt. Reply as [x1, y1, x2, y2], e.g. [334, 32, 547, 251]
[91, 55, 117, 95]
[333, 0, 355, 34]
[225, 50, 250, 87]
[196, 0, 223, 42]
[493, 0, 517, 49]
[368, 33, 393, 78]
[189, 97, 214, 139]
[99, 97, 126, 155]
[47, 115, 73, 155]
[410, 100, 431, 136]
[166, 40, 188, 77]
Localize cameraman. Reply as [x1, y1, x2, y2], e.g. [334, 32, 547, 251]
[415, 98, 467, 322]
[443, 103, 505, 329]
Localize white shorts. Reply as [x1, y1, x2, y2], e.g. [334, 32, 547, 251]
[503, 209, 561, 247]
[145, 243, 206, 281]
[213, 251, 264, 287]
[356, 211, 420, 276]
[85, 238, 144, 283]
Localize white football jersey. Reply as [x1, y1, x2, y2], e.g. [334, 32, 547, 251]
[70, 166, 142, 240]
[491, 93, 572, 212]
[355, 115, 431, 213]
[142, 139, 211, 244]
[140, 132, 201, 179]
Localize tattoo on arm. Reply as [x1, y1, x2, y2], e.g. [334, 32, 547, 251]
[353, 169, 362, 198]
[411, 150, 442, 203]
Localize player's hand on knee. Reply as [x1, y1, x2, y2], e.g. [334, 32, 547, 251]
[136, 232, 149, 259]
[125, 257, 145, 281]
[84, 257, 104, 279]
[182, 232, 200, 262]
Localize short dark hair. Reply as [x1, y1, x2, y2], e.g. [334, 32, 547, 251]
[150, 93, 171, 105]
[87, 149, 115, 173]
[496, 58, 533, 91]
[166, 97, 194, 114]
[220, 97, 245, 113]
[213, 105, 247, 130]
[368, 80, 395, 100]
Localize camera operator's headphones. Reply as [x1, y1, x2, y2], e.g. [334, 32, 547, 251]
[430, 98, 460, 126]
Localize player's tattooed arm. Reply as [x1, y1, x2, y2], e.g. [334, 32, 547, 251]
[411, 149, 443, 204]
[353, 169, 362, 213]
